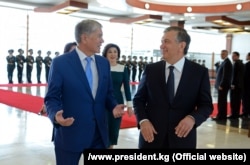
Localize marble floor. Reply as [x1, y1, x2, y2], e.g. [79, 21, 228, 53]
[0, 72, 250, 165]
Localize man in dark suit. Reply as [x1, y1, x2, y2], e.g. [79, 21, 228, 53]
[214, 49, 233, 120]
[242, 52, 250, 118]
[229, 51, 244, 119]
[133, 26, 213, 149]
[44, 19, 125, 165]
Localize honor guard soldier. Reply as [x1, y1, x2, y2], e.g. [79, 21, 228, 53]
[44, 51, 52, 83]
[131, 56, 138, 82]
[6, 49, 16, 84]
[26, 49, 34, 83]
[16, 48, 25, 83]
[138, 56, 145, 81]
[35, 50, 43, 83]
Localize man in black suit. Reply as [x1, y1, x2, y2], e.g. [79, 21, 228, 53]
[242, 52, 250, 118]
[214, 49, 233, 120]
[228, 51, 244, 119]
[133, 26, 213, 149]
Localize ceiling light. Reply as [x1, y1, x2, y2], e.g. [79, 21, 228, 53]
[187, 7, 192, 13]
[236, 4, 242, 10]
[145, 3, 150, 9]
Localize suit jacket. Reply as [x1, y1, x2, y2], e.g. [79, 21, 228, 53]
[231, 60, 245, 89]
[244, 61, 250, 95]
[215, 58, 233, 90]
[44, 50, 117, 152]
[133, 58, 213, 148]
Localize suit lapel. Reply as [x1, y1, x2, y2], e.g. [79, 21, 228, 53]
[174, 59, 190, 102]
[68, 51, 93, 96]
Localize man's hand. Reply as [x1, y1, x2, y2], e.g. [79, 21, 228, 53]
[55, 110, 74, 126]
[140, 120, 157, 143]
[175, 115, 195, 138]
[127, 107, 134, 117]
[113, 104, 125, 118]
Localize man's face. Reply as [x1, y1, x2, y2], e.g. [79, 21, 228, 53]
[160, 31, 184, 61]
[83, 27, 104, 54]
[220, 50, 228, 59]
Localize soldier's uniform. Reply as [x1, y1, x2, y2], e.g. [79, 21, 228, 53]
[43, 51, 52, 83]
[26, 49, 34, 83]
[36, 50, 43, 83]
[125, 56, 132, 81]
[131, 56, 138, 82]
[6, 49, 16, 84]
[138, 56, 145, 81]
[16, 48, 26, 83]
[119, 55, 127, 65]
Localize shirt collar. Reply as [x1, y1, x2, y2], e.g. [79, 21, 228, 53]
[75, 47, 95, 62]
[165, 57, 185, 73]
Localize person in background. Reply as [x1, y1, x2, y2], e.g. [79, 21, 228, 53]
[102, 43, 134, 149]
[38, 42, 77, 115]
[138, 56, 145, 81]
[63, 42, 77, 53]
[133, 26, 213, 149]
[43, 51, 52, 83]
[16, 48, 25, 83]
[213, 49, 233, 120]
[242, 52, 250, 118]
[228, 51, 244, 119]
[119, 55, 127, 65]
[214, 61, 220, 73]
[44, 19, 125, 165]
[125, 55, 132, 81]
[55, 51, 60, 57]
[131, 55, 138, 82]
[35, 50, 43, 84]
[6, 49, 16, 84]
[26, 49, 34, 83]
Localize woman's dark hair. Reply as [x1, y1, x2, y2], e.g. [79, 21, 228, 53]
[102, 43, 121, 59]
[63, 42, 77, 53]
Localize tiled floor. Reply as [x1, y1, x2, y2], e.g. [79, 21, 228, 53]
[0, 68, 250, 165]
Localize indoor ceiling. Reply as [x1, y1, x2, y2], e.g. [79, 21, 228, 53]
[0, 0, 250, 33]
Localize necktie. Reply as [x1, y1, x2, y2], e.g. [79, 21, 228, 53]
[85, 57, 93, 90]
[166, 66, 175, 104]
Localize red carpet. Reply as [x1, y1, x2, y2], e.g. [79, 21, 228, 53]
[1, 88, 239, 128]
[210, 103, 242, 117]
[0, 83, 47, 87]
[0, 89, 137, 129]
[121, 113, 137, 129]
[0, 89, 44, 113]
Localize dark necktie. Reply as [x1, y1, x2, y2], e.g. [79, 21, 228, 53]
[85, 57, 93, 90]
[166, 66, 175, 104]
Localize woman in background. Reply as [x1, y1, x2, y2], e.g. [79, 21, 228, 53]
[102, 43, 134, 149]
[63, 42, 77, 53]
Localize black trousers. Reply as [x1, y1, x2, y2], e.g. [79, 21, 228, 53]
[230, 88, 242, 117]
